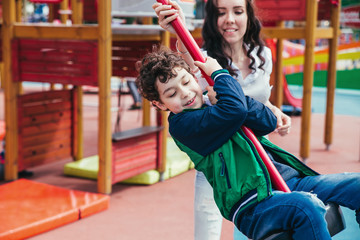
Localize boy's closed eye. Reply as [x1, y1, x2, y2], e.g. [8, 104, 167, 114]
[169, 91, 176, 98]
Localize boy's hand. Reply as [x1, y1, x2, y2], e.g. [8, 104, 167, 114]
[194, 57, 222, 77]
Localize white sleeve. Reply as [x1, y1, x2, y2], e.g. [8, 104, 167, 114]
[196, 50, 210, 92]
[262, 47, 273, 77]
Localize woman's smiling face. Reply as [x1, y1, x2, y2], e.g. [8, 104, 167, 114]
[152, 67, 203, 114]
[216, 0, 248, 47]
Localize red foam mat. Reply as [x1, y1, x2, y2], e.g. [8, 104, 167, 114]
[0, 179, 109, 240]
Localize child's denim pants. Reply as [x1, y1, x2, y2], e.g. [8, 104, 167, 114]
[238, 172, 360, 240]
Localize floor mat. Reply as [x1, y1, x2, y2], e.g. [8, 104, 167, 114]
[64, 137, 194, 185]
[0, 179, 109, 240]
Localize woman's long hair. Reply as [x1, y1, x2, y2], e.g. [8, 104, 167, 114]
[202, 0, 265, 77]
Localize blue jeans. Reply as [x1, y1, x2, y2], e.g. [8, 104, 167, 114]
[238, 173, 360, 240]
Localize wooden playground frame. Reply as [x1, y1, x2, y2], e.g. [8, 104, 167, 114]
[1, 0, 341, 193]
[2, 0, 169, 194]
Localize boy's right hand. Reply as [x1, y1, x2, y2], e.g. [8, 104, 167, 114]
[152, 1, 185, 34]
[194, 57, 222, 77]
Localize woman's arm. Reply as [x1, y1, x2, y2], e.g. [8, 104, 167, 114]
[152, 1, 197, 70]
[265, 101, 291, 136]
[262, 47, 292, 136]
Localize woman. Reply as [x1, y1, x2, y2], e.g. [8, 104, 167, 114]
[153, 0, 291, 239]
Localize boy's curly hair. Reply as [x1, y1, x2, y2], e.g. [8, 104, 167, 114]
[136, 47, 192, 104]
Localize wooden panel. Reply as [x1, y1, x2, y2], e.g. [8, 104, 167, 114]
[112, 40, 160, 77]
[20, 119, 72, 136]
[13, 24, 99, 40]
[0, 25, 2, 62]
[113, 139, 156, 160]
[20, 101, 72, 116]
[111, 128, 161, 184]
[20, 147, 72, 169]
[12, 39, 98, 86]
[255, 0, 306, 21]
[17, 90, 76, 170]
[19, 111, 72, 127]
[255, 0, 332, 22]
[83, 0, 98, 23]
[113, 149, 157, 174]
[22, 129, 72, 148]
[22, 138, 71, 158]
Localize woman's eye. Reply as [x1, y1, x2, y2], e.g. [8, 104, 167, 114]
[235, 11, 243, 15]
[184, 80, 190, 85]
[169, 92, 176, 98]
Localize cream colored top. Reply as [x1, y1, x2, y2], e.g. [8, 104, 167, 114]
[197, 46, 272, 104]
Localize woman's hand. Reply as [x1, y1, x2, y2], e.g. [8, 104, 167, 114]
[152, 1, 185, 34]
[266, 102, 291, 136]
[205, 86, 217, 105]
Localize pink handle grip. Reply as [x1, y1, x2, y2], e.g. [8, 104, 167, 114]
[156, 0, 290, 192]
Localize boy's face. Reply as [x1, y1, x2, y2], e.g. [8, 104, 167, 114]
[152, 67, 203, 114]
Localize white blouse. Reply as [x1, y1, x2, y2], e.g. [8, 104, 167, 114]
[198, 46, 272, 104]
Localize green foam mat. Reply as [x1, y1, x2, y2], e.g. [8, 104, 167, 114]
[64, 137, 194, 185]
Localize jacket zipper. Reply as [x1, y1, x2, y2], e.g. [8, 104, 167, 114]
[239, 131, 271, 195]
[219, 152, 232, 189]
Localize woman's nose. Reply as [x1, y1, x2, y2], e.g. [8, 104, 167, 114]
[226, 13, 235, 23]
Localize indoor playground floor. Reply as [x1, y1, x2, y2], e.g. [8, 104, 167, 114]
[0, 85, 359, 240]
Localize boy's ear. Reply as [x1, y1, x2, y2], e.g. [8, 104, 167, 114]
[152, 100, 167, 111]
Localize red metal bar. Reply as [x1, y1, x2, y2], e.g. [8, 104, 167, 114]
[156, 0, 290, 192]
[156, 0, 213, 85]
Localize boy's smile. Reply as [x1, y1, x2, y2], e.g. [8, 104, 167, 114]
[153, 67, 203, 113]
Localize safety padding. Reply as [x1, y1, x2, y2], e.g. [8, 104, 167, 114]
[64, 155, 100, 180]
[0, 179, 109, 240]
[64, 137, 194, 185]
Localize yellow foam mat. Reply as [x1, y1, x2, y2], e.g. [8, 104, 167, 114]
[64, 137, 194, 185]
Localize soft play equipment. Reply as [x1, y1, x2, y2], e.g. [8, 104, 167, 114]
[0, 179, 109, 240]
[64, 137, 194, 185]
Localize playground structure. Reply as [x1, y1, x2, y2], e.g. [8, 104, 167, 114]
[255, 0, 342, 160]
[1, 0, 169, 194]
[1, 0, 342, 193]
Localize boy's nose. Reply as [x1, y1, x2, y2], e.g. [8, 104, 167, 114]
[180, 88, 190, 99]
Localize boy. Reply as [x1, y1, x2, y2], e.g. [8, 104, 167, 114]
[136, 48, 360, 240]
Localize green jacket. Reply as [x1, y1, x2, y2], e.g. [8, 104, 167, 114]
[169, 70, 318, 225]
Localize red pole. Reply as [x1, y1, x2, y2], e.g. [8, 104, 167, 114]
[156, 0, 290, 193]
[156, 0, 213, 85]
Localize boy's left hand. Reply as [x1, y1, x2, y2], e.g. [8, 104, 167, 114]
[194, 57, 222, 77]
